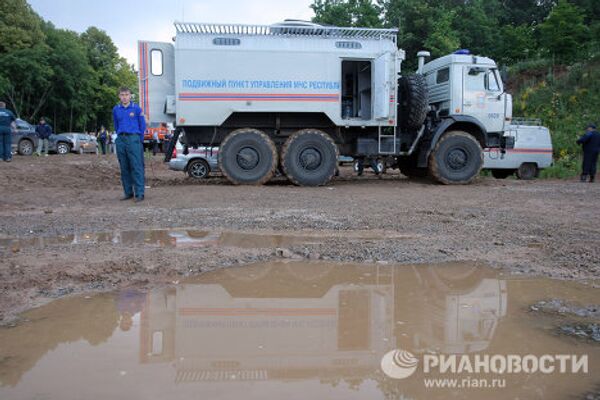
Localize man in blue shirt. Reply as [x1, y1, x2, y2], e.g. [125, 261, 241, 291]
[577, 123, 600, 183]
[0, 101, 16, 162]
[113, 87, 146, 201]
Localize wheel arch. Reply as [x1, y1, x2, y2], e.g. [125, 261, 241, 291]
[419, 116, 487, 168]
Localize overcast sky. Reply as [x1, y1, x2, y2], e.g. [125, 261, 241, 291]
[28, 0, 315, 68]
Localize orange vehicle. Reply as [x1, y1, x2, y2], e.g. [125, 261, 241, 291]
[144, 122, 170, 144]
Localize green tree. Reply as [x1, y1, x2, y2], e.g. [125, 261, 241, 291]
[499, 0, 554, 26]
[0, 0, 45, 53]
[0, 0, 51, 118]
[423, 11, 460, 58]
[456, 0, 502, 55]
[311, 0, 381, 27]
[81, 27, 137, 131]
[495, 24, 536, 64]
[42, 23, 95, 131]
[539, 0, 589, 63]
[381, 0, 432, 59]
[0, 45, 53, 119]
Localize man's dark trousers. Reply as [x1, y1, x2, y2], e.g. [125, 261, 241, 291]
[116, 134, 145, 198]
[582, 150, 599, 178]
[0, 131, 11, 161]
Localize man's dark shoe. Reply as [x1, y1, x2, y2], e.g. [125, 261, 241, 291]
[120, 195, 134, 201]
[134, 196, 144, 203]
[590, 175, 595, 183]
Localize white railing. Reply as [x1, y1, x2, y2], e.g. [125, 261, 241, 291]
[511, 117, 542, 126]
[174, 21, 398, 42]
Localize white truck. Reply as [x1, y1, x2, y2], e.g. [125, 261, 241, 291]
[139, 20, 518, 186]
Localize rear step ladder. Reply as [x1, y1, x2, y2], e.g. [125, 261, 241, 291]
[378, 126, 397, 154]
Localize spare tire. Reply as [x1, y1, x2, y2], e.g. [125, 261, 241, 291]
[398, 74, 428, 130]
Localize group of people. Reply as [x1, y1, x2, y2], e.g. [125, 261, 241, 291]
[89, 127, 118, 155]
[3, 91, 600, 204]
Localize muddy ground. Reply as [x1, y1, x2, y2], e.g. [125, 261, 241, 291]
[1, 154, 599, 323]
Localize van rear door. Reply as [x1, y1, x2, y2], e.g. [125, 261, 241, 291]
[138, 41, 175, 124]
[373, 53, 392, 120]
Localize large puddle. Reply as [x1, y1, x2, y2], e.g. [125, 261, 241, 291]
[0, 229, 413, 251]
[0, 261, 598, 399]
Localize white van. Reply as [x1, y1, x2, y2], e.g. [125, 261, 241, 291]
[484, 121, 553, 180]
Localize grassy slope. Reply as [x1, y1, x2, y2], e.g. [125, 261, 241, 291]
[508, 55, 600, 178]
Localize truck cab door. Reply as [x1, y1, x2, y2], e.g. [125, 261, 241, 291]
[373, 53, 392, 120]
[138, 41, 175, 125]
[462, 67, 505, 133]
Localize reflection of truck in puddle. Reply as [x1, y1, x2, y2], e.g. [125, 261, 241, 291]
[139, 262, 506, 382]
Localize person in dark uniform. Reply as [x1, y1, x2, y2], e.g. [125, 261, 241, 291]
[98, 125, 108, 155]
[112, 87, 146, 201]
[577, 124, 600, 183]
[0, 101, 16, 162]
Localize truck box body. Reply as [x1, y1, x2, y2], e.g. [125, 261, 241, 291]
[139, 22, 522, 186]
[140, 23, 402, 134]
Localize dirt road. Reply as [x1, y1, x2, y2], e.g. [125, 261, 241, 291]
[1, 154, 599, 323]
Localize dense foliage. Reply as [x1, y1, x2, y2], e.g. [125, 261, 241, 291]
[311, 0, 599, 67]
[0, 0, 137, 132]
[312, 0, 600, 176]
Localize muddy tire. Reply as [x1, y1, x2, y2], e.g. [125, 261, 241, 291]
[491, 169, 513, 179]
[187, 159, 210, 179]
[429, 131, 483, 185]
[398, 74, 428, 130]
[281, 129, 338, 186]
[517, 163, 538, 180]
[218, 128, 277, 185]
[18, 139, 34, 156]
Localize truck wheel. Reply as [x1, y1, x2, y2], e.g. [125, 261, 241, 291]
[428, 131, 483, 184]
[187, 159, 210, 179]
[353, 159, 364, 176]
[398, 74, 428, 130]
[374, 158, 386, 175]
[281, 129, 338, 186]
[218, 128, 277, 185]
[18, 139, 34, 156]
[516, 163, 538, 180]
[491, 169, 513, 179]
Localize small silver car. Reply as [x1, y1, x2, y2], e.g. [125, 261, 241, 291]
[168, 140, 219, 179]
[58, 133, 98, 154]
